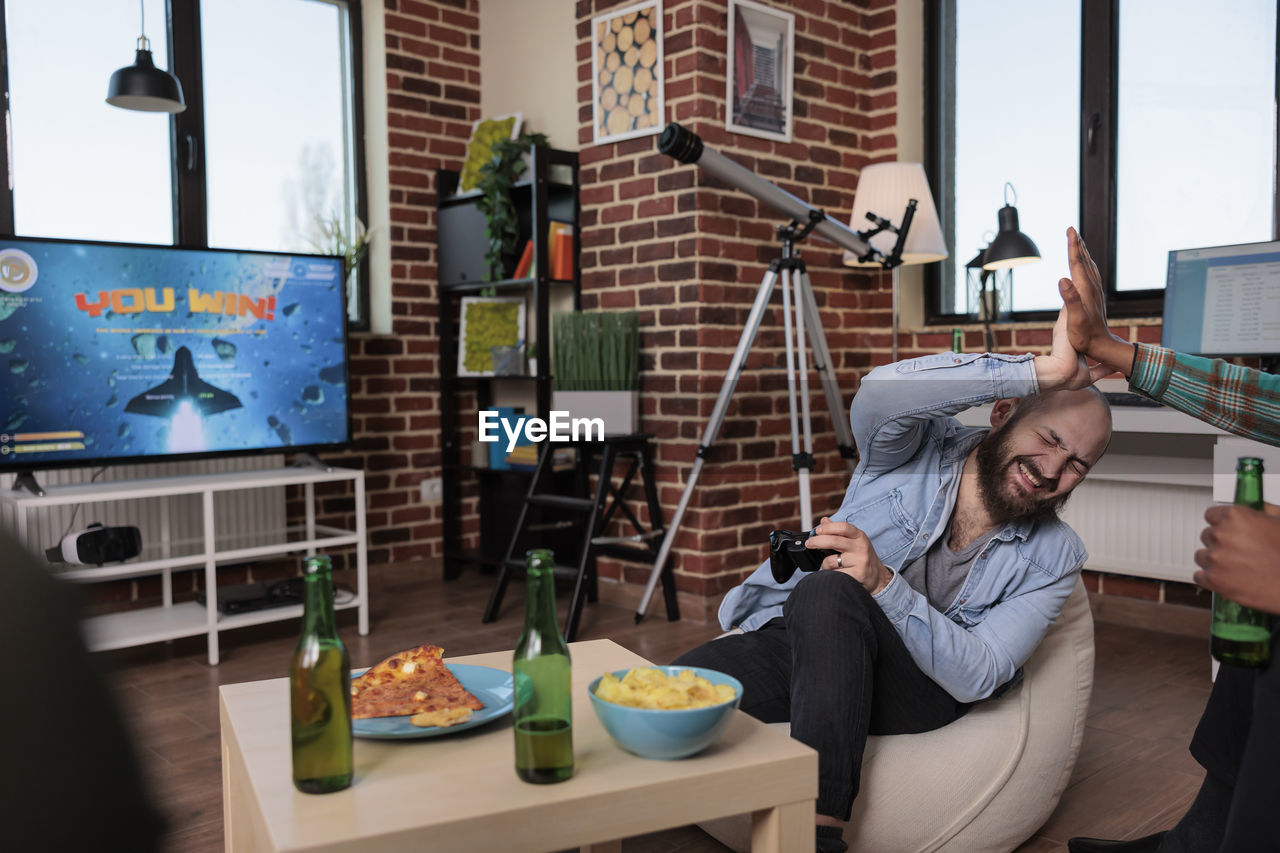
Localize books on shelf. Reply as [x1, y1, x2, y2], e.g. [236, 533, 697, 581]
[512, 239, 534, 279]
[511, 222, 574, 282]
[548, 221, 574, 280]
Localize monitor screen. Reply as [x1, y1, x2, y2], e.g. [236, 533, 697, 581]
[0, 237, 351, 471]
[1162, 239, 1280, 357]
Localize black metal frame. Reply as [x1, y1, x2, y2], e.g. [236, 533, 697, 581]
[438, 146, 582, 580]
[0, 0, 371, 330]
[925, 0, 1280, 327]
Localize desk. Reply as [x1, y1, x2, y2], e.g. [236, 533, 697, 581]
[220, 639, 818, 852]
[958, 401, 1280, 583]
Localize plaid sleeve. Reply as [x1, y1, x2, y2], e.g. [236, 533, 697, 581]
[1128, 342, 1280, 447]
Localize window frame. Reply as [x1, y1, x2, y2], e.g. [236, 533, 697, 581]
[0, 0, 370, 330]
[925, 0, 1280, 327]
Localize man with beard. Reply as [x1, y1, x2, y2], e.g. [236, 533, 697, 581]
[672, 291, 1113, 853]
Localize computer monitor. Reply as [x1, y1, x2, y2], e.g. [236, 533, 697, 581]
[1162, 239, 1280, 357]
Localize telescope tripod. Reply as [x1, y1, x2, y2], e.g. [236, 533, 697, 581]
[635, 222, 858, 621]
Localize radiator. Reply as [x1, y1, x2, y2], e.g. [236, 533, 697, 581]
[1060, 478, 1207, 585]
[0, 455, 286, 558]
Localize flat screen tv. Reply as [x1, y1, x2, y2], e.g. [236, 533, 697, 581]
[0, 237, 351, 475]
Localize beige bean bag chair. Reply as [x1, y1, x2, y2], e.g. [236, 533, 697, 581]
[699, 577, 1094, 853]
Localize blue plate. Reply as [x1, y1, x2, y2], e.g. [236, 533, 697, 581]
[351, 663, 514, 739]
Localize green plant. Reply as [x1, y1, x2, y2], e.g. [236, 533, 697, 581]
[553, 311, 638, 391]
[309, 214, 371, 280]
[474, 130, 549, 281]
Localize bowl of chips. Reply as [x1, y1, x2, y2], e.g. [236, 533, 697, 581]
[587, 666, 743, 760]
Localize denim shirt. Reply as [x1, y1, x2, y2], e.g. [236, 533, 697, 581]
[718, 352, 1088, 703]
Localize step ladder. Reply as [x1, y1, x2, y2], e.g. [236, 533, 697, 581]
[481, 433, 680, 642]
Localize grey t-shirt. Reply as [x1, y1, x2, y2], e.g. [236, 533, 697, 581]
[899, 520, 998, 612]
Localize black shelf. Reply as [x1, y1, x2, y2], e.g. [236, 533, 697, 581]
[440, 276, 577, 293]
[438, 145, 581, 582]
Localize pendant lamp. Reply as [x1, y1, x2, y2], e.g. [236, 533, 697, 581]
[106, 0, 186, 114]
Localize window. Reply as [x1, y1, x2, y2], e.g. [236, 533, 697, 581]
[928, 0, 1279, 322]
[0, 0, 368, 327]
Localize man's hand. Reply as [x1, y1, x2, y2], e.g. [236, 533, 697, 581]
[807, 517, 893, 594]
[1194, 502, 1280, 615]
[1033, 306, 1112, 392]
[1058, 226, 1137, 377]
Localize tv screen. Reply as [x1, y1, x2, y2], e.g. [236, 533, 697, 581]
[1163, 239, 1280, 357]
[0, 237, 351, 471]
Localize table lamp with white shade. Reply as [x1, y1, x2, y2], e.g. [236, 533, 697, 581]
[842, 162, 948, 361]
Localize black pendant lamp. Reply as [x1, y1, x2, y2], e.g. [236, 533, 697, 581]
[982, 182, 1039, 270]
[106, 0, 186, 114]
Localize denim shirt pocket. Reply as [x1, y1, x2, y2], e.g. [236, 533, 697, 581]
[844, 488, 918, 563]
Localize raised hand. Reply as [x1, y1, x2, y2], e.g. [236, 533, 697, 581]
[806, 517, 893, 594]
[1058, 227, 1137, 377]
[1034, 306, 1112, 392]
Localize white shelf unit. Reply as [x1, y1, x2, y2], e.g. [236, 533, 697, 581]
[0, 466, 367, 665]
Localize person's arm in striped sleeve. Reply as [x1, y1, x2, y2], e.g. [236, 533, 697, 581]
[1058, 226, 1280, 447]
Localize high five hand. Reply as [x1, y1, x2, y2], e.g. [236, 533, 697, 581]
[806, 517, 893, 595]
[1033, 305, 1112, 392]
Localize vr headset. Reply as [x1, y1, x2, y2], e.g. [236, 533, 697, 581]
[768, 529, 837, 584]
[46, 523, 142, 566]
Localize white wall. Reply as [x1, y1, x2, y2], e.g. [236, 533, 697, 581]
[479, 0, 580, 150]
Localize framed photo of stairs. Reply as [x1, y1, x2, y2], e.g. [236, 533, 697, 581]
[726, 0, 795, 144]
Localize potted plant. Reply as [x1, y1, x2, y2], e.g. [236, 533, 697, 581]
[552, 311, 639, 435]
[474, 130, 549, 282]
[310, 213, 372, 319]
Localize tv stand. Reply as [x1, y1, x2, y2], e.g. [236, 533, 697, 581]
[11, 472, 44, 497]
[0, 466, 368, 665]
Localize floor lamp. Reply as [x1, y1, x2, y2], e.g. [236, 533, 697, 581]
[842, 163, 948, 360]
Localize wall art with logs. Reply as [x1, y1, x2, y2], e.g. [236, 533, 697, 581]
[591, 0, 665, 145]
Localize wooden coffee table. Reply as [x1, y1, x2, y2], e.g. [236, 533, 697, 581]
[221, 638, 817, 852]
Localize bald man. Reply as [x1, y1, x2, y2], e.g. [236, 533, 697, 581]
[676, 308, 1112, 853]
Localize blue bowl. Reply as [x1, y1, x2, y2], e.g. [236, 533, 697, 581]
[587, 666, 744, 760]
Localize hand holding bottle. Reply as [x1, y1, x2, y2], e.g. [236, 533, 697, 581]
[1196, 501, 1280, 616]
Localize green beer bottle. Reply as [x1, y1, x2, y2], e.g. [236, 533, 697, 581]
[513, 548, 574, 784]
[290, 554, 354, 793]
[952, 328, 963, 353]
[1209, 457, 1272, 668]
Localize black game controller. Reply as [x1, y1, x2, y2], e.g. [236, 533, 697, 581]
[768, 529, 838, 584]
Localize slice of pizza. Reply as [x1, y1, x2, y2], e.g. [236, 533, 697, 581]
[350, 644, 486, 720]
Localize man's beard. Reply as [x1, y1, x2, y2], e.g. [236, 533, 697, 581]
[975, 424, 1071, 525]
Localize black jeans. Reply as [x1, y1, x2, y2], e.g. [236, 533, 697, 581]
[673, 570, 967, 820]
[1189, 620, 1280, 853]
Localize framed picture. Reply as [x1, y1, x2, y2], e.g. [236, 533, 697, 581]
[458, 113, 523, 193]
[457, 296, 526, 377]
[725, 0, 794, 143]
[592, 0, 664, 145]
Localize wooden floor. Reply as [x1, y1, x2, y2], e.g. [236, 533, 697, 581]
[96, 561, 1212, 853]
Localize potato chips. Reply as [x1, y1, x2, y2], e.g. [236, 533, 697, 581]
[595, 667, 736, 710]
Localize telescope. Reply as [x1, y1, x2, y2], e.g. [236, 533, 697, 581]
[656, 122, 914, 267]
[634, 123, 921, 624]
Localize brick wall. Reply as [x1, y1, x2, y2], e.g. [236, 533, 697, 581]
[574, 0, 901, 611]
[330, 0, 483, 569]
[569, 0, 1199, 618]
